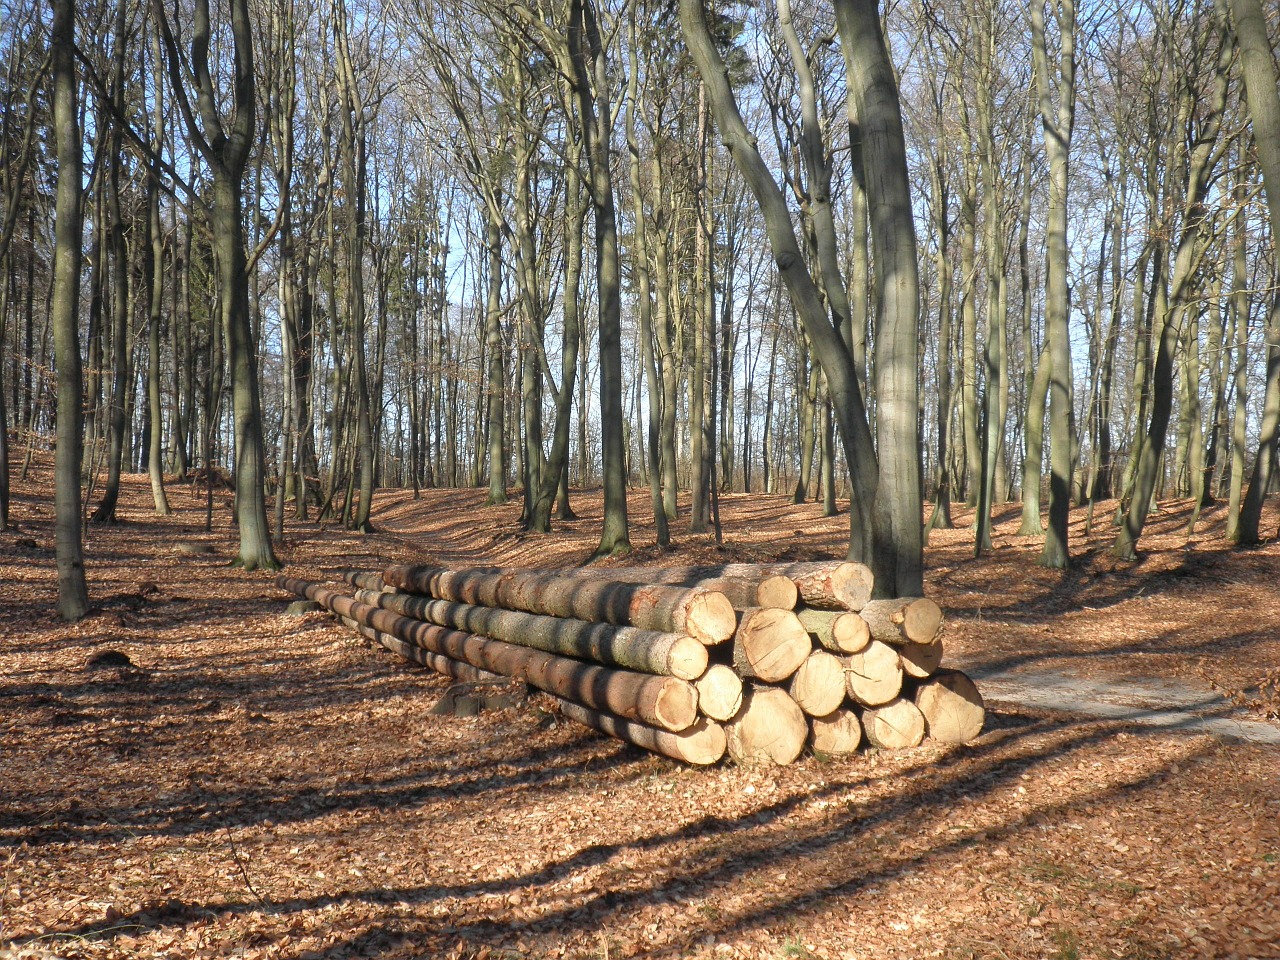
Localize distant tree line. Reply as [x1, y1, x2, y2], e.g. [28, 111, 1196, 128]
[3, 0, 1279, 618]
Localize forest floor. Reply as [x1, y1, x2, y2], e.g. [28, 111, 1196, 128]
[3, 462, 1280, 960]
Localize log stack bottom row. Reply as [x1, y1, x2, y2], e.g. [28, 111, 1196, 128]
[276, 560, 985, 766]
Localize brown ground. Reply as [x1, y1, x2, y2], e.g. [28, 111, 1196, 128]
[3, 463, 1279, 960]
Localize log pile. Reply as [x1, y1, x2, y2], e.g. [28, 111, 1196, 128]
[276, 559, 984, 766]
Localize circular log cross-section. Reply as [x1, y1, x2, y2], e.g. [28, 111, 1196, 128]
[725, 686, 808, 766]
[899, 639, 944, 679]
[756, 575, 800, 610]
[862, 697, 926, 749]
[732, 608, 812, 682]
[797, 608, 871, 654]
[860, 597, 943, 646]
[914, 669, 985, 744]
[844, 639, 904, 707]
[809, 707, 863, 756]
[788, 649, 848, 717]
[695, 664, 744, 721]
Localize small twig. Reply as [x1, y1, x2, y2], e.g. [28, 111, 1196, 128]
[223, 827, 270, 908]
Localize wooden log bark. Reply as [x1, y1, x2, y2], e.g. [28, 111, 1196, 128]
[859, 597, 943, 645]
[899, 639, 944, 679]
[844, 639, 904, 706]
[913, 669, 985, 743]
[341, 616, 507, 682]
[784, 562, 874, 611]
[558, 561, 872, 610]
[788, 649, 847, 717]
[278, 577, 698, 731]
[756, 575, 799, 609]
[809, 707, 863, 755]
[724, 685, 808, 765]
[343, 570, 390, 592]
[556, 699, 727, 765]
[796, 608, 870, 654]
[382, 565, 736, 645]
[861, 697, 926, 749]
[353, 587, 708, 680]
[731, 607, 812, 682]
[694, 663, 744, 721]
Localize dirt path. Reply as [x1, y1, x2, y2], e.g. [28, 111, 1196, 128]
[958, 662, 1280, 744]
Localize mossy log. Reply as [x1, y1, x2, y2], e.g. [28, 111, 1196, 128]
[382, 564, 736, 645]
[796, 608, 871, 654]
[859, 597, 943, 646]
[556, 699, 727, 765]
[278, 577, 698, 731]
[352, 587, 708, 680]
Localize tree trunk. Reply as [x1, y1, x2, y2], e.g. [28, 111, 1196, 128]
[1030, 0, 1077, 570]
[50, 0, 90, 620]
[1229, 0, 1280, 545]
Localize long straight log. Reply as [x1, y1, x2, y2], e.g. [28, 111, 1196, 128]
[340, 616, 506, 682]
[343, 570, 390, 592]
[278, 577, 698, 732]
[860, 597, 943, 645]
[556, 699, 727, 765]
[352, 587, 708, 680]
[571, 561, 873, 611]
[382, 565, 736, 645]
[796, 608, 871, 654]
[731, 607, 812, 682]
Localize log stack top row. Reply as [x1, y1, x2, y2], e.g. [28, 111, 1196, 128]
[278, 559, 983, 768]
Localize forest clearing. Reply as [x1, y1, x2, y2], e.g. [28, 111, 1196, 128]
[3, 464, 1279, 960]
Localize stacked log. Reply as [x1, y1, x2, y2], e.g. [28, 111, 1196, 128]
[278, 558, 983, 767]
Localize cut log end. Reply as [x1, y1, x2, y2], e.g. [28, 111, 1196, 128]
[899, 598, 944, 643]
[695, 663, 744, 721]
[862, 697, 926, 749]
[725, 686, 807, 766]
[899, 638, 944, 679]
[860, 597, 944, 645]
[668, 636, 711, 681]
[844, 639, 904, 707]
[788, 649, 847, 717]
[914, 669, 985, 743]
[652, 677, 700, 733]
[827, 562, 875, 611]
[756, 575, 800, 610]
[809, 707, 863, 756]
[732, 608, 812, 682]
[686, 591, 738, 646]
